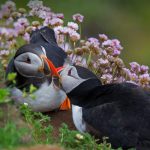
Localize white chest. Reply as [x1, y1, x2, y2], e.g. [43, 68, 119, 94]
[72, 105, 86, 133]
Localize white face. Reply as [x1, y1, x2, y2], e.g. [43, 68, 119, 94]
[60, 65, 86, 93]
[14, 52, 44, 77]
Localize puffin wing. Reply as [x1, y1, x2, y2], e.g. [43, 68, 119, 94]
[83, 101, 142, 148]
[82, 82, 150, 148]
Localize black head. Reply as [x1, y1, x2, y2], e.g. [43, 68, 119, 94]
[14, 44, 50, 78]
[60, 65, 101, 105]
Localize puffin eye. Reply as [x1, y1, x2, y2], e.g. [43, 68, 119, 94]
[25, 57, 31, 64]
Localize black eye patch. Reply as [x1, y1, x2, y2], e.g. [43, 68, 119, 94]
[25, 57, 31, 64]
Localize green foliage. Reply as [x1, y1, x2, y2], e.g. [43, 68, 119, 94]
[0, 88, 10, 103]
[20, 104, 53, 144]
[59, 123, 98, 149]
[7, 73, 17, 84]
[29, 84, 37, 94]
[0, 103, 135, 150]
[0, 121, 31, 149]
[59, 123, 123, 150]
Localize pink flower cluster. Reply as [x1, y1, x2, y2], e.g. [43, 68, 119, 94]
[0, 0, 149, 89]
[0, 1, 16, 19]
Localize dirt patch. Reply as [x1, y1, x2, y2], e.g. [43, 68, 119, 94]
[46, 109, 76, 137]
[0, 103, 75, 137]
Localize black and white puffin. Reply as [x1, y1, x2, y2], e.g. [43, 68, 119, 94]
[58, 64, 150, 149]
[6, 27, 70, 112]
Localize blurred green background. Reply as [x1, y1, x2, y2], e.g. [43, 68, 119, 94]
[1, 0, 150, 66]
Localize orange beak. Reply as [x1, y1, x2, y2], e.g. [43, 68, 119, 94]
[40, 55, 60, 78]
[40, 55, 71, 111]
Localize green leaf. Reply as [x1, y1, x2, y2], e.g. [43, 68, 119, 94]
[0, 88, 10, 103]
[29, 84, 37, 94]
[7, 73, 17, 81]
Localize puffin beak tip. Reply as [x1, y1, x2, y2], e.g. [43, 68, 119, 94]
[40, 54, 60, 78]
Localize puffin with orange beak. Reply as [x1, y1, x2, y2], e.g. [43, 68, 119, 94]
[6, 27, 70, 112]
[56, 64, 150, 149]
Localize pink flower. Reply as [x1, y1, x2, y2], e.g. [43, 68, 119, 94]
[86, 37, 100, 50]
[112, 39, 123, 51]
[18, 18, 29, 26]
[67, 22, 79, 31]
[130, 73, 138, 82]
[28, 1, 52, 19]
[99, 34, 108, 41]
[54, 26, 64, 35]
[140, 65, 149, 74]
[23, 33, 30, 42]
[130, 62, 140, 73]
[73, 13, 84, 23]
[56, 34, 65, 44]
[113, 49, 121, 56]
[49, 18, 64, 26]
[102, 40, 113, 47]
[101, 50, 107, 56]
[0, 50, 10, 56]
[98, 58, 109, 67]
[27, 0, 43, 9]
[88, 37, 100, 47]
[139, 73, 150, 86]
[101, 74, 113, 84]
[54, 13, 64, 19]
[0, 1, 16, 19]
[69, 30, 80, 42]
[122, 68, 131, 77]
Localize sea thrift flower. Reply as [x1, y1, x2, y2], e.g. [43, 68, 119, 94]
[17, 18, 29, 27]
[73, 13, 84, 23]
[130, 73, 138, 82]
[130, 62, 140, 73]
[53, 13, 64, 19]
[99, 34, 108, 42]
[23, 33, 30, 42]
[102, 40, 113, 48]
[69, 30, 80, 42]
[122, 68, 132, 78]
[113, 49, 121, 56]
[67, 22, 79, 31]
[27, 0, 43, 9]
[0, 0, 149, 89]
[112, 39, 123, 51]
[113, 58, 124, 68]
[88, 38, 100, 45]
[101, 74, 113, 84]
[56, 34, 65, 44]
[6, 17, 14, 25]
[86, 37, 100, 52]
[139, 74, 150, 86]
[0, 1, 16, 19]
[49, 18, 64, 27]
[14, 18, 29, 35]
[98, 58, 109, 67]
[0, 50, 10, 56]
[140, 65, 149, 74]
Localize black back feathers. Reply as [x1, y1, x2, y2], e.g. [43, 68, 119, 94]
[30, 26, 57, 44]
[30, 27, 67, 67]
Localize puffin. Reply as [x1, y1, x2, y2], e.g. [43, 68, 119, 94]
[6, 27, 70, 112]
[56, 64, 150, 150]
